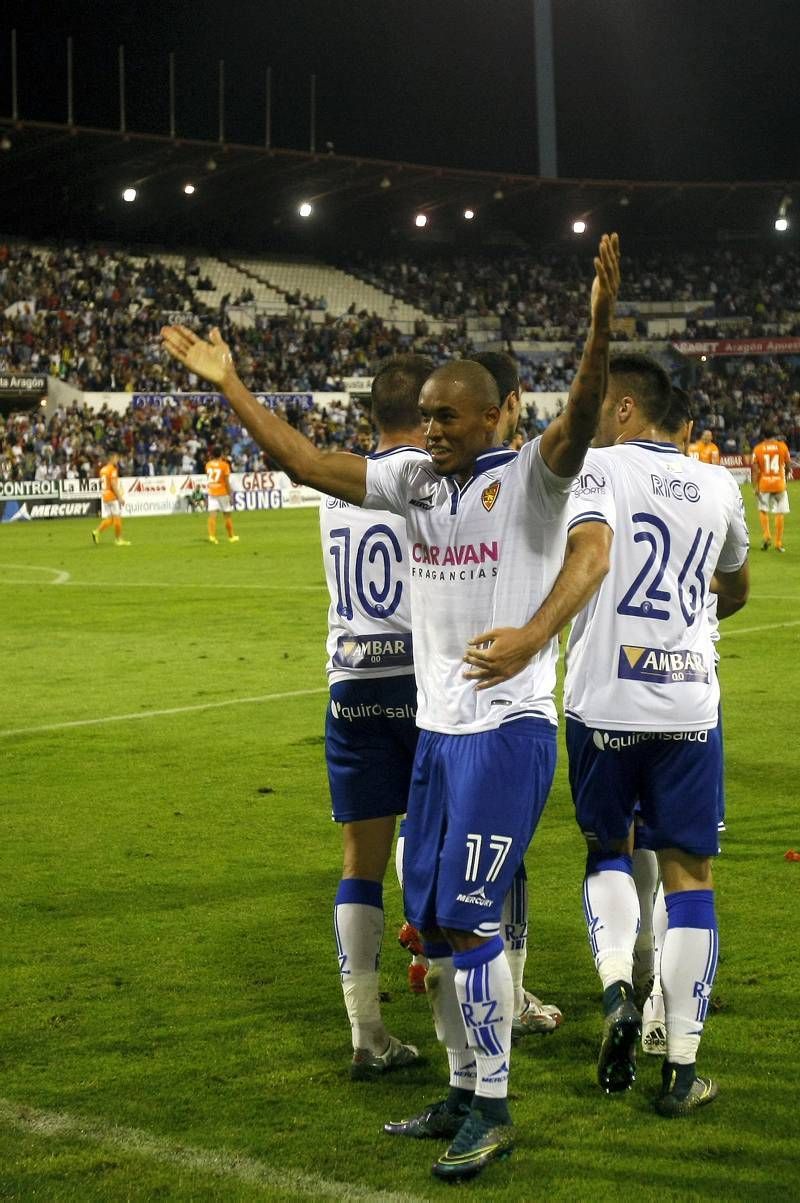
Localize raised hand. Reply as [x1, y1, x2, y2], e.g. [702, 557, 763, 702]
[589, 232, 621, 331]
[160, 325, 234, 386]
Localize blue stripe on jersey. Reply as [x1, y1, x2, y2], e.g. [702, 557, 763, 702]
[368, 446, 429, 460]
[567, 513, 610, 531]
[627, 440, 680, 453]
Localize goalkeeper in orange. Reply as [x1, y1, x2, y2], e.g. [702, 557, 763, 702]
[205, 444, 239, 544]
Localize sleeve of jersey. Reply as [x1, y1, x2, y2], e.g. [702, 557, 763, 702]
[363, 455, 411, 517]
[716, 478, 750, 573]
[521, 436, 579, 518]
[564, 450, 615, 535]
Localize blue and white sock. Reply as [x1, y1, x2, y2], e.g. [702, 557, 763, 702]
[632, 849, 660, 995]
[395, 817, 406, 890]
[453, 936, 513, 1105]
[502, 863, 529, 1015]
[334, 878, 386, 1052]
[423, 941, 475, 1095]
[661, 889, 719, 1066]
[583, 851, 640, 992]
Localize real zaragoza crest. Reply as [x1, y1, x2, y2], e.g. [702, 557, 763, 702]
[481, 481, 501, 512]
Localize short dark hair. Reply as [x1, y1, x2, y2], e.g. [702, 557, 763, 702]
[371, 355, 433, 433]
[661, 386, 692, 436]
[210, 444, 223, 459]
[608, 353, 672, 425]
[470, 352, 520, 401]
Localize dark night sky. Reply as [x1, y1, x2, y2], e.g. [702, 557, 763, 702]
[2, 0, 798, 182]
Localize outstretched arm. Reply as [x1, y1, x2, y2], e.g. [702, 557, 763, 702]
[160, 325, 368, 505]
[462, 521, 612, 690]
[540, 233, 620, 477]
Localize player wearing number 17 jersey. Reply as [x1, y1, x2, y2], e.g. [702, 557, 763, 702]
[563, 354, 750, 1116]
[160, 229, 620, 1182]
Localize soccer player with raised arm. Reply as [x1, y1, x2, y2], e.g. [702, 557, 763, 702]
[562, 354, 749, 1116]
[751, 428, 791, 552]
[161, 232, 619, 1183]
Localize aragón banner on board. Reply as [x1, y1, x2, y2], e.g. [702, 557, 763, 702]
[672, 338, 800, 357]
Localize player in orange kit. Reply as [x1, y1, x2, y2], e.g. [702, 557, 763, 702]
[205, 444, 239, 544]
[751, 430, 792, 552]
[91, 451, 130, 546]
[696, 429, 720, 464]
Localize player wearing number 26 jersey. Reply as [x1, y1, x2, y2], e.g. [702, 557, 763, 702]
[563, 354, 749, 1118]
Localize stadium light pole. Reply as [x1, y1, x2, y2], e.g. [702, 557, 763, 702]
[265, 66, 272, 150]
[310, 73, 316, 154]
[218, 59, 225, 144]
[169, 52, 176, 139]
[67, 36, 74, 127]
[533, 0, 558, 178]
[10, 29, 18, 121]
[119, 45, 126, 134]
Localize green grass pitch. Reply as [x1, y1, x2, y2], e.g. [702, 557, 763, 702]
[0, 487, 798, 1201]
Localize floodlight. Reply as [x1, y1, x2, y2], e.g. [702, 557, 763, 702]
[775, 217, 789, 232]
[298, 201, 313, 218]
[414, 213, 428, 228]
[463, 208, 475, 220]
[184, 183, 196, 195]
[122, 187, 137, 203]
[572, 220, 587, 234]
[493, 188, 504, 201]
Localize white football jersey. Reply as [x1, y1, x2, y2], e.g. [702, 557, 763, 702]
[564, 440, 749, 731]
[364, 436, 596, 735]
[321, 446, 427, 685]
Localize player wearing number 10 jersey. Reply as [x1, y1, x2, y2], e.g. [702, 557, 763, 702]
[322, 354, 432, 1082]
[563, 354, 750, 1116]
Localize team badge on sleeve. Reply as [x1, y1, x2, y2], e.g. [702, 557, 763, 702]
[481, 481, 501, 512]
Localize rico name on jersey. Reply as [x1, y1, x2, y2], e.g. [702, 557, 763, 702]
[564, 440, 749, 732]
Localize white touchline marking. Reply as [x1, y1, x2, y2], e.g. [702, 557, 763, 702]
[0, 687, 328, 740]
[0, 574, 324, 591]
[0, 1098, 425, 1203]
[0, 563, 70, 584]
[724, 618, 800, 637]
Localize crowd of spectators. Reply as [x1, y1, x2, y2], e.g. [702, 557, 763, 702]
[347, 247, 800, 341]
[2, 238, 800, 483]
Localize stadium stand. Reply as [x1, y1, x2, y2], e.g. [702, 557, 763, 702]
[2, 238, 799, 479]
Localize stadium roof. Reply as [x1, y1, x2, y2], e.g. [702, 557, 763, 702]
[1, 119, 798, 254]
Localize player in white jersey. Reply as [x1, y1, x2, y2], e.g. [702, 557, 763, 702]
[161, 230, 620, 1183]
[562, 354, 749, 1117]
[323, 355, 432, 1081]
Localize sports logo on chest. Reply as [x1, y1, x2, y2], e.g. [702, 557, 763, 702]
[481, 481, 501, 512]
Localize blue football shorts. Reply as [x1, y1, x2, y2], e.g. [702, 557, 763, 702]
[325, 675, 419, 823]
[567, 718, 721, 858]
[402, 718, 557, 936]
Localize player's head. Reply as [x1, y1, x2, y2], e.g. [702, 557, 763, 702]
[108, 449, 120, 465]
[701, 429, 714, 444]
[371, 355, 433, 435]
[661, 385, 694, 454]
[210, 443, 223, 459]
[419, 361, 502, 478]
[595, 353, 673, 447]
[470, 352, 521, 443]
